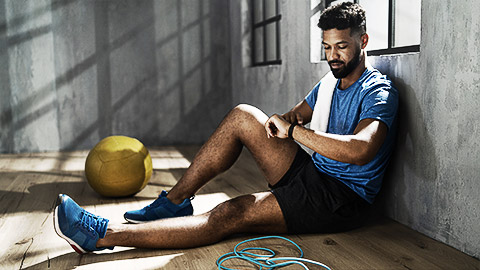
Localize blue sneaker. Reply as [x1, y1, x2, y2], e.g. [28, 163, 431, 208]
[53, 194, 114, 254]
[124, 190, 193, 223]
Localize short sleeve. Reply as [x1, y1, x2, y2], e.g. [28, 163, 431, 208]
[305, 81, 321, 110]
[360, 86, 398, 129]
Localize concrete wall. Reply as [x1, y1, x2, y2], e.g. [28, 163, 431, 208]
[377, 0, 480, 259]
[0, 0, 231, 153]
[230, 0, 479, 259]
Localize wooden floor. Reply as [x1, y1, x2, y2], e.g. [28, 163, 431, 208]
[0, 146, 478, 270]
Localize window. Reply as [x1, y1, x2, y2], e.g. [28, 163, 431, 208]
[359, 0, 421, 55]
[251, 0, 282, 66]
[310, 0, 421, 62]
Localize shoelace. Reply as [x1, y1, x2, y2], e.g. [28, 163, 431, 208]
[144, 196, 165, 210]
[80, 210, 109, 237]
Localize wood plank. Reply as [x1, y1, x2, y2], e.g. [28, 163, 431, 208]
[0, 147, 478, 270]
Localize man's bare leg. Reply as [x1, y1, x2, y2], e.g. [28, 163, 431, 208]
[166, 104, 299, 204]
[98, 192, 286, 249]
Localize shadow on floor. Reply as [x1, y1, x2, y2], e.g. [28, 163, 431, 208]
[0, 177, 157, 215]
[22, 248, 189, 270]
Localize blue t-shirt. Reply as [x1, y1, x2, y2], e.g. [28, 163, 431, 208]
[305, 66, 398, 203]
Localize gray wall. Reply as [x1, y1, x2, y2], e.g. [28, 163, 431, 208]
[377, 0, 480, 259]
[0, 0, 231, 153]
[230, 0, 479, 259]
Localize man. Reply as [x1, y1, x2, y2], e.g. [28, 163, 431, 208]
[54, 2, 398, 253]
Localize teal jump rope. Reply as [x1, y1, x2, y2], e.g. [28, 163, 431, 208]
[216, 236, 332, 270]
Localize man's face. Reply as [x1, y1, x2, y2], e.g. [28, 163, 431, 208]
[322, 28, 363, 79]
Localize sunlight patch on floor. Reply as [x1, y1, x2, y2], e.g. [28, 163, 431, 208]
[74, 253, 184, 270]
[191, 192, 232, 214]
[0, 153, 87, 172]
[151, 156, 191, 170]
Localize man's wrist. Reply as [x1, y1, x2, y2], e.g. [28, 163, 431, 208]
[288, 123, 297, 140]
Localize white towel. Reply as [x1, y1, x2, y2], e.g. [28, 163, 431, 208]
[309, 71, 338, 132]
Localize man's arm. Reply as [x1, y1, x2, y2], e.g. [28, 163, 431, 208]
[281, 100, 313, 125]
[265, 116, 387, 166]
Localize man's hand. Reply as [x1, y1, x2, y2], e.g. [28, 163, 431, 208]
[281, 111, 304, 125]
[265, 114, 291, 139]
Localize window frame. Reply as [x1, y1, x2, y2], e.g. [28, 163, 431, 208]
[314, 0, 420, 59]
[357, 0, 420, 56]
[251, 0, 282, 66]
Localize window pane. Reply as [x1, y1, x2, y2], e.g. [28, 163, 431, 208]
[254, 27, 264, 63]
[311, 0, 321, 10]
[310, 7, 322, 63]
[394, 0, 421, 47]
[253, 0, 263, 24]
[359, 0, 388, 51]
[266, 23, 277, 61]
[265, 0, 277, 19]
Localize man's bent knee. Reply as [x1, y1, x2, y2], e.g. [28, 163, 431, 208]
[233, 103, 260, 113]
[206, 193, 287, 236]
[231, 104, 268, 122]
[227, 104, 268, 135]
[206, 195, 256, 236]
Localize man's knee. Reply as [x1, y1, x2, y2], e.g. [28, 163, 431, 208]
[232, 103, 258, 113]
[228, 104, 268, 133]
[229, 104, 259, 121]
[207, 195, 255, 234]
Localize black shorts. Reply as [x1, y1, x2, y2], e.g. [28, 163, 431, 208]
[271, 146, 370, 234]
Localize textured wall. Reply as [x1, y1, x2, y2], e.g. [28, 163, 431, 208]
[0, 0, 231, 153]
[230, 0, 479, 259]
[230, 0, 328, 116]
[376, 0, 480, 259]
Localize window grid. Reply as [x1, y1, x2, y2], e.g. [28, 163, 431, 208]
[251, 0, 282, 66]
[364, 0, 420, 56]
[318, 0, 420, 57]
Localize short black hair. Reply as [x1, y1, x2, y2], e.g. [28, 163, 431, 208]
[318, 2, 366, 36]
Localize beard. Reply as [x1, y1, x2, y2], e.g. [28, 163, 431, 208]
[328, 46, 362, 79]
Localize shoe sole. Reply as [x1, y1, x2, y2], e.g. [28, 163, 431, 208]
[124, 209, 194, 224]
[124, 217, 148, 224]
[124, 214, 193, 224]
[53, 194, 88, 255]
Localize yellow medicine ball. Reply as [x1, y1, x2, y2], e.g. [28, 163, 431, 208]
[85, 136, 153, 197]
